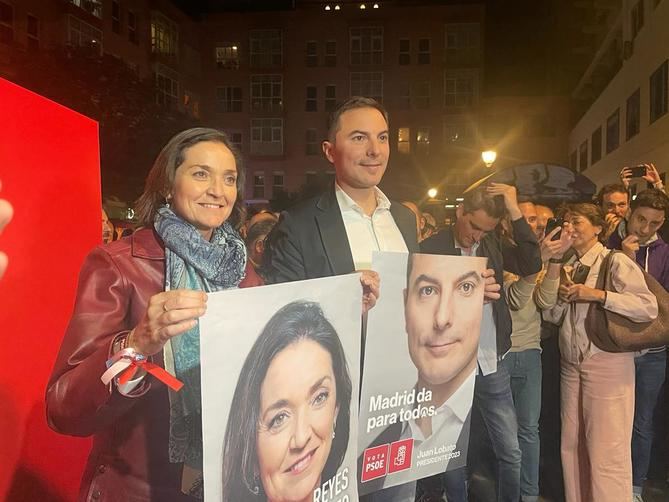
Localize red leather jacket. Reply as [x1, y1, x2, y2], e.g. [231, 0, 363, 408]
[46, 228, 196, 502]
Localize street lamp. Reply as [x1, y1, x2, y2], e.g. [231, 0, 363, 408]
[427, 188, 438, 199]
[481, 150, 497, 168]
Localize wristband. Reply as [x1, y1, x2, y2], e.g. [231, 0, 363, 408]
[102, 348, 183, 391]
[549, 257, 564, 264]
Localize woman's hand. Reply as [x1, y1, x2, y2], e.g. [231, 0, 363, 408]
[359, 270, 380, 314]
[541, 223, 575, 262]
[127, 289, 208, 356]
[560, 284, 606, 303]
[482, 268, 501, 303]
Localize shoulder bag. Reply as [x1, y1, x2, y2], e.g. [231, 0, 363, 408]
[585, 250, 669, 352]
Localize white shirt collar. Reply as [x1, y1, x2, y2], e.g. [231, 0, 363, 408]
[454, 238, 480, 256]
[335, 182, 391, 215]
[402, 369, 476, 442]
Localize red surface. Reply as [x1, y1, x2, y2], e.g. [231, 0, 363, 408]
[0, 78, 100, 501]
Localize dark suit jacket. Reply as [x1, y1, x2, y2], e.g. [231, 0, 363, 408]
[264, 187, 419, 283]
[420, 217, 541, 356]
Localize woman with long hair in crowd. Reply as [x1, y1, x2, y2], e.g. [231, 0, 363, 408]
[46, 128, 247, 501]
[543, 203, 658, 502]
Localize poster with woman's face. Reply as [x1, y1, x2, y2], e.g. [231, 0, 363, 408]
[357, 252, 486, 495]
[200, 273, 361, 502]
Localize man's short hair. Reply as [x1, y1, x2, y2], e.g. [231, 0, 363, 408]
[462, 186, 506, 219]
[595, 183, 628, 206]
[631, 188, 669, 218]
[326, 96, 389, 141]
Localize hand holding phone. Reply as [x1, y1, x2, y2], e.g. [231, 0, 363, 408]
[629, 164, 647, 178]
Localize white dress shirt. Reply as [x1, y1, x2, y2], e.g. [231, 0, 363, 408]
[335, 184, 408, 270]
[379, 370, 476, 498]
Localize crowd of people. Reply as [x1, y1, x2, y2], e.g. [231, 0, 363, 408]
[1, 95, 668, 502]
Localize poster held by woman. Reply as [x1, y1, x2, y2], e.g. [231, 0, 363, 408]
[200, 274, 361, 502]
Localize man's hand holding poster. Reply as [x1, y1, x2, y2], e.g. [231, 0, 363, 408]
[358, 252, 486, 495]
[200, 274, 361, 502]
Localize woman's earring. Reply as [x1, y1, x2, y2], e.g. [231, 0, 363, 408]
[165, 196, 172, 209]
[332, 420, 337, 439]
[251, 473, 260, 495]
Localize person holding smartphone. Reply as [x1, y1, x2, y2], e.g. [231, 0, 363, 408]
[544, 203, 658, 502]
[620, 163, 665, 194]
[607, 188, 669, 501]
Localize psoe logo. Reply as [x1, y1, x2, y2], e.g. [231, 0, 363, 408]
[388, 438, 413, 474]
[361, 444, 389, 482]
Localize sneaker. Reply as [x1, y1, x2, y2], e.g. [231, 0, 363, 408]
[632, 493, 644, 502]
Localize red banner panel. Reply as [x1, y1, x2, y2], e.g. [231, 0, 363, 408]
[0, 77, 100, 501]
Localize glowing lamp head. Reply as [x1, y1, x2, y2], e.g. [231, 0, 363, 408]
[482, 150, 497, 167]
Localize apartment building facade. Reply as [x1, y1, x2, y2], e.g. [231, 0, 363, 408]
[569, 0, 669, 192]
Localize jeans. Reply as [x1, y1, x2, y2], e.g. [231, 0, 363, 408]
[632, 350, 667, 490]
[442, 364, 521, 502]
[501, 350, 541, 500]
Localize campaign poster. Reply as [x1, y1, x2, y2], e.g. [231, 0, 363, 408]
[201, 274, 361, 502]
[358, 252, 486, 495]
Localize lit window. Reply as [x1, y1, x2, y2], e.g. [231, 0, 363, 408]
[151, 13, 178, 57]
[216, 44, 240, 69]
[417, 128, 430, 155]
[398, 127, 411, 154]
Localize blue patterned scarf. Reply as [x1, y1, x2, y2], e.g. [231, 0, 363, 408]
[154, 206, 246, 486]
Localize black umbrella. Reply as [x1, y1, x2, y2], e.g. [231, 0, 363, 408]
[464, 163, 597, 206]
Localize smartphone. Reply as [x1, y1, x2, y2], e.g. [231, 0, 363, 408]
[629, 164, 647, 178]
[545, 217, 562, 240]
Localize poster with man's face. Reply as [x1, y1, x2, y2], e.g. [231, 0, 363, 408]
[358, 252, 486, 495]
[200, 274, 361, 502]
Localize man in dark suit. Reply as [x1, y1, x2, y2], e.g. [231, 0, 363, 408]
[420, 183, 542, 502]
[264, 96, 419, 294]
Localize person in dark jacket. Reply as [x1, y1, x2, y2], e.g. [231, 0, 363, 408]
[420, 183, 542, 502]
[607, 188, 669, 500]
